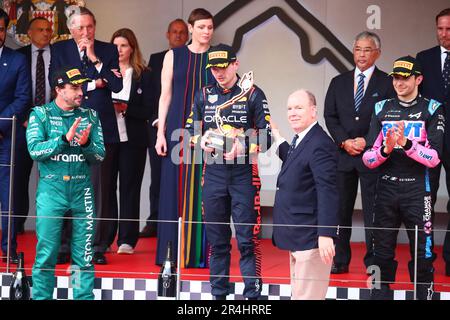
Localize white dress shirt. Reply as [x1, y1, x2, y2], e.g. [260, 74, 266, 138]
[112, 67, 132, 142]
[78, 46, 103, 92]
[354, 65, 375, 94]
[441, 46, 449, 72]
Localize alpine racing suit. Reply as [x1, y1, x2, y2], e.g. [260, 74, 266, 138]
[26, 101, 105, 300]
[185, 80, 272, 299]
[362, 95, 444, 299]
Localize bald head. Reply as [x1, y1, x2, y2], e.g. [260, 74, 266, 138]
[287, 89, 318, 133]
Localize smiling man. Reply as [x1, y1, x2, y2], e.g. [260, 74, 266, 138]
[272, 89, 338, 300]
[363, 56, 445, 300]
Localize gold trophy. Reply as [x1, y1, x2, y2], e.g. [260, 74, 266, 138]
[206, 71, 254, 153]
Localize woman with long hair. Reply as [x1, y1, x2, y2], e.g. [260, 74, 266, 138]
[98, 28, 152, 255]
[155, 8, 214, 267]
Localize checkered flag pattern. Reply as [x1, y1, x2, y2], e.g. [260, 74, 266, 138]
[1, 273, 448, 300]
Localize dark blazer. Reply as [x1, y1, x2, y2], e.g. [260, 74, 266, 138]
[272, 123, 339, 252]
[324, 67, 395, 172]
[417, 46, 450, 147]
[49, 39, 123, 143]
[16, 44, 51, 113]
[124, 69, 153, 147]
[148, 50, 167, 124]
[0, 47, 30, 142]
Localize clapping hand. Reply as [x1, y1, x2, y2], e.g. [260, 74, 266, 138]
[66, 117, 91, 146]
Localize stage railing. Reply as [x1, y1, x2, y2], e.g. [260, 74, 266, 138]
[1, 212, 450, 300]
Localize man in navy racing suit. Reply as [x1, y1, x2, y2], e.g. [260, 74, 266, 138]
[362, 56, 444, 300]
[26, 66, 105, 300]
[185, 44, 272, 300]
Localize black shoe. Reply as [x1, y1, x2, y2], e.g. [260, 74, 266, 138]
[139, 225, 157, 238]
[2, 251, 19, 264]
[331, 263, 349, 274]
[212, 295, 227, 300]
[56, 252, 70, 264]
[446, 263, 450, 277]
[370, 285, 393, 300]
[93, 252, 107, 265]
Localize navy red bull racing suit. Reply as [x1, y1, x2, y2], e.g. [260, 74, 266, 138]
[185, 79, 272, 299]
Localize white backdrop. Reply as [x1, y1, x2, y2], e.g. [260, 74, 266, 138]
[4, 0, 449, 238]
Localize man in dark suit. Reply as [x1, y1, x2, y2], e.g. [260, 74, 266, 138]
[140, 18, 188, 238]
[15, 17, 52, 234]
[49, 7, 123, 265]
[324, 31, 395, 274]
[272, 89, 338, 300]
[0, 9, 30, 264]
[416, 8, 450, 276]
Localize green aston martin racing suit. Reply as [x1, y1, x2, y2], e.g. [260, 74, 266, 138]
[26, 101, 105, 300]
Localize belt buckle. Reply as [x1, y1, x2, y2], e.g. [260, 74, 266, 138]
[63, 175, 71, 181]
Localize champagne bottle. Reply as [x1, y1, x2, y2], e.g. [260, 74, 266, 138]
[9, 252, 31, 300]
[157, 241, 177, 300]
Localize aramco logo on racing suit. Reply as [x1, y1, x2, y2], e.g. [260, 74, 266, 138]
[50, 153, 85, 162]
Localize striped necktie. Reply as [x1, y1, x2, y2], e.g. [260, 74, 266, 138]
[443, 51, 450, 92]
[287, 134, 299, 158]
[354, 73, 365, 112]
[35, 49, 45, 106]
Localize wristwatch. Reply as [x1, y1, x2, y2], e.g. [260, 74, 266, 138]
[92, 58, 102, 65]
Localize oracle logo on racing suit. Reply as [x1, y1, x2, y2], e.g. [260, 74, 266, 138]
[50, 154, 86, 162]
[204, 115, 248, 123]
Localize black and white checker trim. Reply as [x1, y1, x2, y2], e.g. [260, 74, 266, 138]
[1, 273, 449, 300]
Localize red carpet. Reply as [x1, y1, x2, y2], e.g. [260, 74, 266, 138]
[2, 232, 450, 292]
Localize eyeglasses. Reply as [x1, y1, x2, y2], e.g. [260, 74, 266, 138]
[354, 47, 379, 54]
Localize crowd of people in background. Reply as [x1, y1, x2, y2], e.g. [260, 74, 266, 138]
[0, 4, 449, 300]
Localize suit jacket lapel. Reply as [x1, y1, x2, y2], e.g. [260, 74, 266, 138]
[0, 48, 12, 90]
[69, 40, 84, 70]
[345, 70, 355, 110]
[432, 47, 445, 93]
[362, 67, 379, 105]
[279, 124, 319, 177]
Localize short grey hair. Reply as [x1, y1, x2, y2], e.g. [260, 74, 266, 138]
[353, 31, 381, 49]
[289, 89, 317, 107]
[67, 6, 96, 29]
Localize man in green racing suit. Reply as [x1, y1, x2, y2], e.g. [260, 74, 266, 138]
[26, 66, 105, 300]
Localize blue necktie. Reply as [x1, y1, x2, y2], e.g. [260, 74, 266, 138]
[287, 134, 299, 158]
[443, 51, 450, 92]
[354, 73, 365, 112]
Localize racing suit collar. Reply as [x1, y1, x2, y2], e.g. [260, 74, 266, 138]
[396, 94, 420, 108]
[52, 100, 77, 117]
[215, 76, 240, 94]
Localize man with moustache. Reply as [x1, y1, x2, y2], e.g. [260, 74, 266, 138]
[27, 66, 105, 300]
[49, 7, 122, 265]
